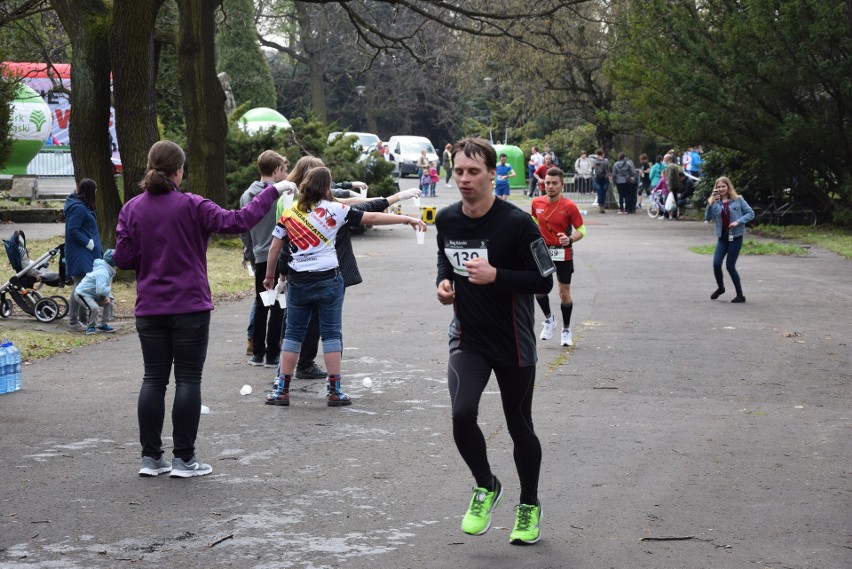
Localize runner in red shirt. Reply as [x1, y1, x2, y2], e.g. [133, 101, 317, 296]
[532, 154, 553, 197]
[530, 167, 586, 346]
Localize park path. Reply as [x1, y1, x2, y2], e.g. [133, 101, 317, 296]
[0, 196, 850, 568]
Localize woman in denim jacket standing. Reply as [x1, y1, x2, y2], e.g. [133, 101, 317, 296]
[705, 176, 754, 303]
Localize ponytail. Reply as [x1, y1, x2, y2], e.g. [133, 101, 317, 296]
[140, 140, 185, 195]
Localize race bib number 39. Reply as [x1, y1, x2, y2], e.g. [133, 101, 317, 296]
[444, 238, 489, 277]
[549, 246, 568, 261]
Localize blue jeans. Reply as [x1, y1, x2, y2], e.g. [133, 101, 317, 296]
[713, 236, 744, 295]
[593, 178, 609, 208]
[247, 298, 256, 338]
[282, 273, 344, 355]
[136, 311, 210, 461]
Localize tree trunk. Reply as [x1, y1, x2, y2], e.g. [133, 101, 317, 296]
[365, 72, 378, 135]
[52, 0, 121, 246]
[295, 2, 327, 123]
[110, 1, 164, 202]
[176, 0, 228, 205]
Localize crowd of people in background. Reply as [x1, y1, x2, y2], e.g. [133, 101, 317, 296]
[512, 144, 703, 217]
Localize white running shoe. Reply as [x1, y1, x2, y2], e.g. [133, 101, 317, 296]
[540, 316, 556, 341]
[561, 328, 573, 347]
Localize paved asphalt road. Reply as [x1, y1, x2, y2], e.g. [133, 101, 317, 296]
[0, 181, 850, 568]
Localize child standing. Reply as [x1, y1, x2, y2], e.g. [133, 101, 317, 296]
[428, 161, 440, 197]
[420, 167, 432, 197]
[75, 248, 117, 334]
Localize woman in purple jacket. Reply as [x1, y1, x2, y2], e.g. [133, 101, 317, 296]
[114, 140, 293, 479]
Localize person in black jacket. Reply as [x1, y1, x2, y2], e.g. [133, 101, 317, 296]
[436, 137, 553, 545]
[677, 171, 696, 217]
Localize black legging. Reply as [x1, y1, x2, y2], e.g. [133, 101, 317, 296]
[447, 350, 541, 504]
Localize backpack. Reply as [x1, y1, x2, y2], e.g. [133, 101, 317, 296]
[594, 159, 608, 179]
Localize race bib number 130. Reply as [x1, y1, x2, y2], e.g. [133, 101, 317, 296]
[443, 238, 489, 277]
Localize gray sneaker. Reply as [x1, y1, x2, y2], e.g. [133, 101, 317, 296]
[170, 457, 212, 478]
[139, 455, 172, 477]
[68, 322, 86, 333]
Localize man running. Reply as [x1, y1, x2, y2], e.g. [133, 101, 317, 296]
[493, 152, 516, 200]
[531, 167, 586, 347]
[435, 137, 553, 545]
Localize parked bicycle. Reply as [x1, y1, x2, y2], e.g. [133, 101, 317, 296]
[646, 188, 666, 219]
[756, 188, 817, 226]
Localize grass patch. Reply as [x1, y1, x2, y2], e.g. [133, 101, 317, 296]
[752, 224, 852, 260]
[1, 236, 252, 361]
[690, 240, 808, 256]
[2, 330, 111, 362]
[0, 198, 63, 210]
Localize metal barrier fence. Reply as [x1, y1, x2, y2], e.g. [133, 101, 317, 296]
[26, 147, 74, 177]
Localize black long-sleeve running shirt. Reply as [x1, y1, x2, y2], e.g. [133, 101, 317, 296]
[436, 199, 553, 367]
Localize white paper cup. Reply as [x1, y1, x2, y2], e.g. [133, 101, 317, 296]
[412, 196, 421, 208]
[416, 229, 425, 245]
[259, 289, 277, 307]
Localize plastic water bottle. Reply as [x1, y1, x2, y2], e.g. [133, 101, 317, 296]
[7, 342, 21, 392]
[0, 342, 8, 395]
[1, 341, 13, 394]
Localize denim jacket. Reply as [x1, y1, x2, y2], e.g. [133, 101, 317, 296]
[705, 197, 755, 239]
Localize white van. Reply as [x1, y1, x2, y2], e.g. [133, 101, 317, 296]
[386, 135, 439, 177]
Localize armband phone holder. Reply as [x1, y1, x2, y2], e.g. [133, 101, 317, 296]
[530, 238, 556, 277]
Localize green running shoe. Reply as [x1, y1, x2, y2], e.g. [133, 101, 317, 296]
[461, 478, 503, 535]
[509, 502, 542, 545]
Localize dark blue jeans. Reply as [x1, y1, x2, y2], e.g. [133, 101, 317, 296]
[282, 273, 344, 354]
[593, 178, 609, 208]
[136, 311, 210, 461]
[713, 236, 744, 296]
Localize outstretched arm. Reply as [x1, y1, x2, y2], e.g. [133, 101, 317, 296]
[360, 211, 427, 231]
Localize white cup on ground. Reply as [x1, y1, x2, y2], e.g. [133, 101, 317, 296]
[416, 228, 425, 245]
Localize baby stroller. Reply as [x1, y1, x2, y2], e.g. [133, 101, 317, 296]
[1, 230, 70, 322]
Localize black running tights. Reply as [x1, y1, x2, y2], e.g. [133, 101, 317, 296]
[447, 351, 541, 504]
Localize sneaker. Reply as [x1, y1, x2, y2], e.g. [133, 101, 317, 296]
[264, 355, 280, 369]
[265, 376, 290, 406]
[248, 354, 265, 366]
[169, 457, 212, 478]
[561, 328, 573, 347]
[138, 455, 172, 477]
[540, 315, 556, 341]
[510, 502, 542, 545]
[326, 378, 352, 407]
[461, 478, 504, 535]
[710, 287, 725, 300]
[86, 326, 97, 335]
[245, 338, 253, 356]
[296, 364, 326, 379]
[97, 324, 115, 333]
[68, 322, 86, 332]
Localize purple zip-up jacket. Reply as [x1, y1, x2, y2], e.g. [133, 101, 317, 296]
[113, 184, 278, 317]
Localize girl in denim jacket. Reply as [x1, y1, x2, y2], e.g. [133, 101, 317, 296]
[705, 176, 755, 303]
